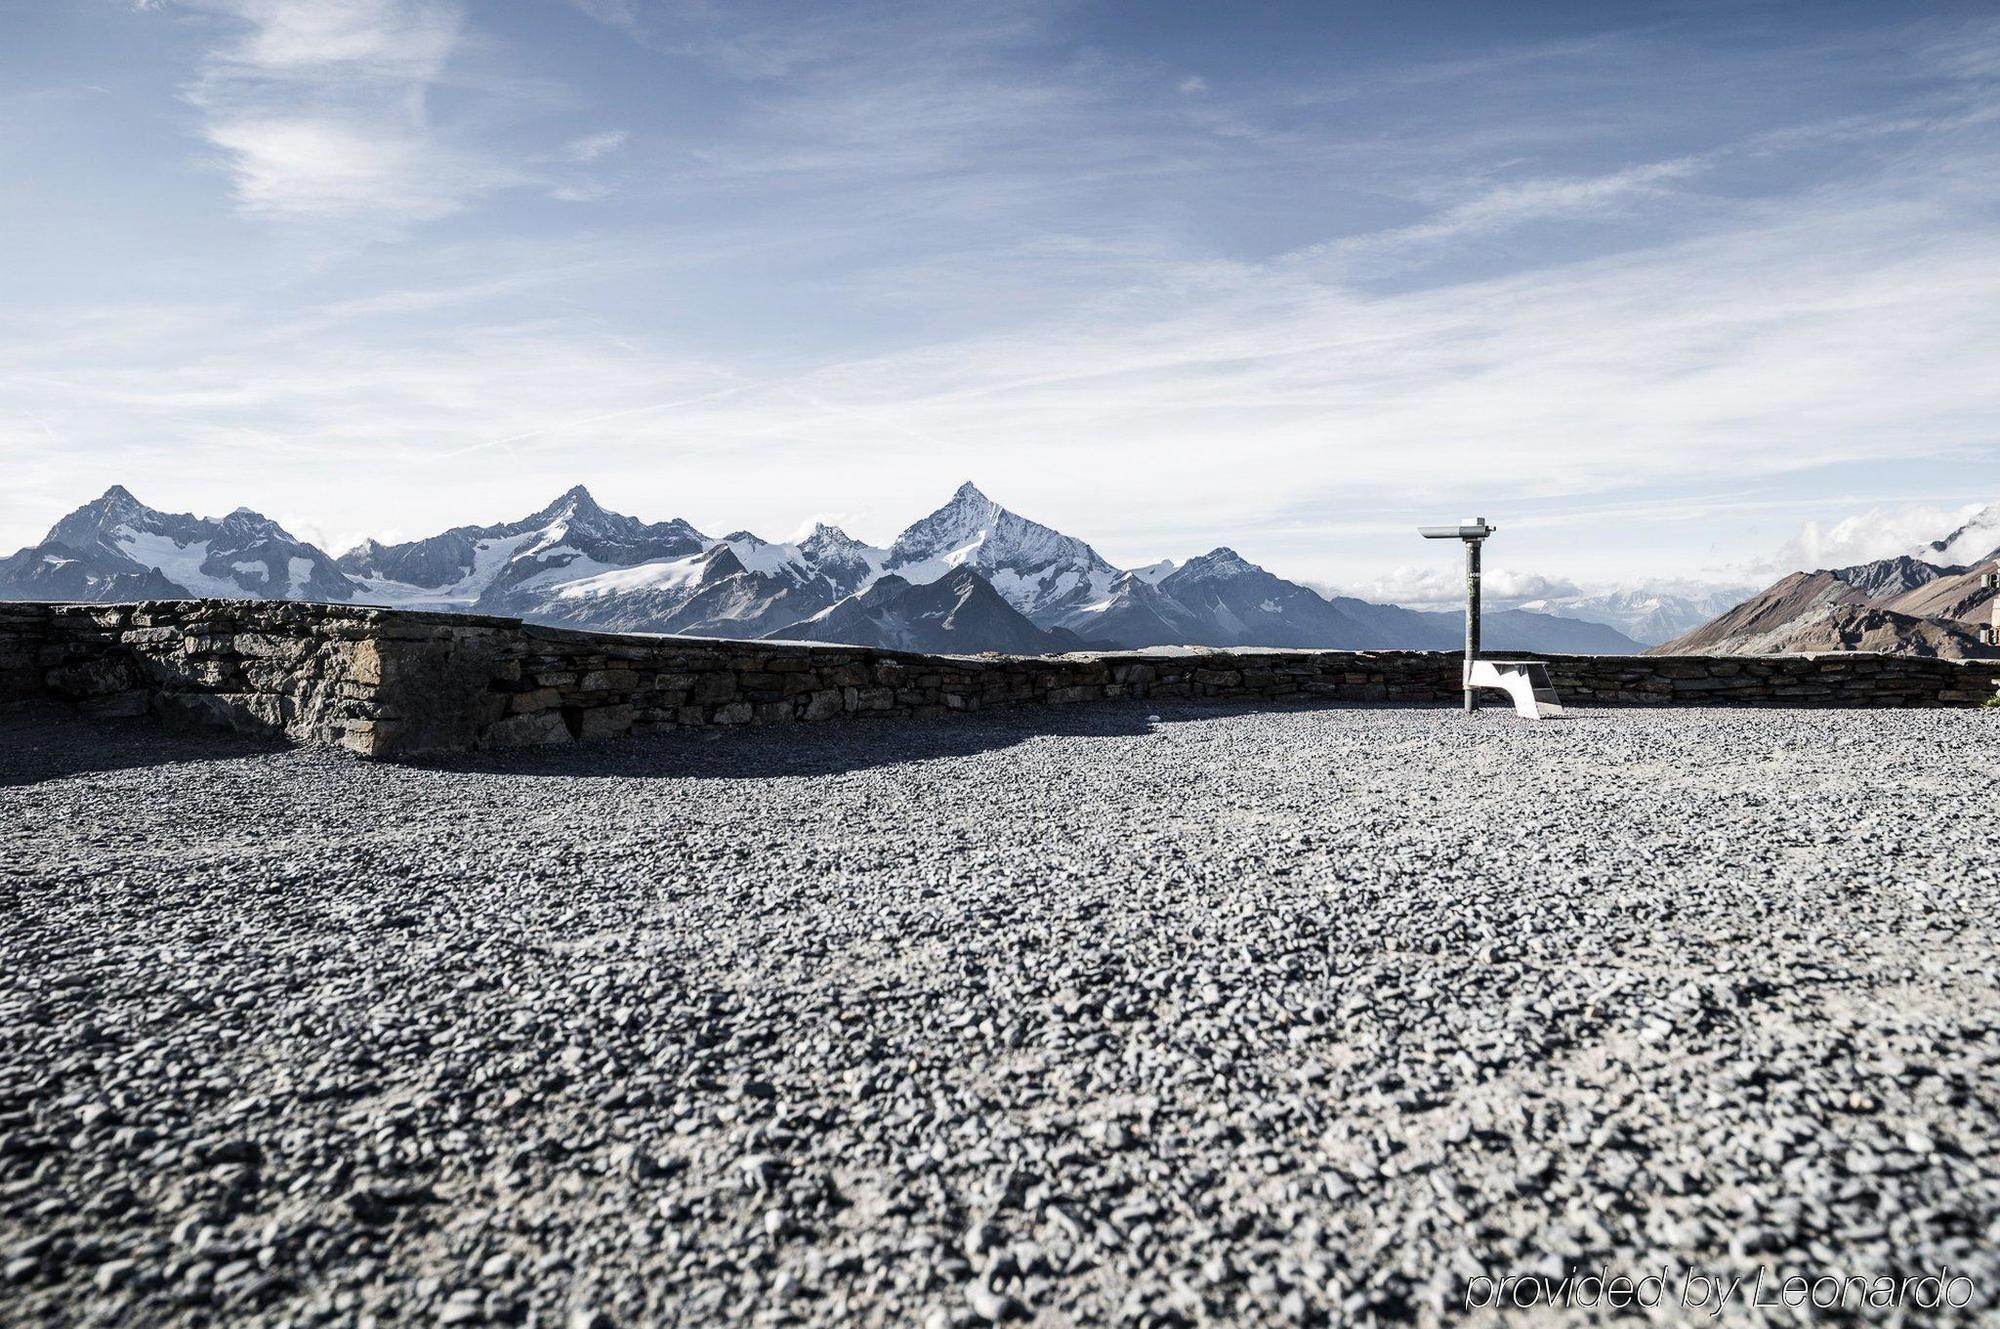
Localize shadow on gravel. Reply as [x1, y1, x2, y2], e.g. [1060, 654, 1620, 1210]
[413, 702, 1195, 780]
[0, 708, 290, 787]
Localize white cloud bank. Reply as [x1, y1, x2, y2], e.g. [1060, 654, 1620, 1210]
[176, 0, 519, 224]
[1775, 504, 1984, 572]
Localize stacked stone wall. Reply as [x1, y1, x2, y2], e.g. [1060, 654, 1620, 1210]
[3, 601, 1996, 759]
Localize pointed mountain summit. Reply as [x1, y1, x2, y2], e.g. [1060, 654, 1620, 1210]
[796, 522, 886, 597]
[884, 482, 1118, 627]
[526, 483, 611, 529]
[46, 485, 158, 548]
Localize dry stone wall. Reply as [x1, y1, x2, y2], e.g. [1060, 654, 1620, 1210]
[3, 600, 1997, 759]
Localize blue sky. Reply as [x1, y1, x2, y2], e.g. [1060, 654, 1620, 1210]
[4, 0, 1998, 603]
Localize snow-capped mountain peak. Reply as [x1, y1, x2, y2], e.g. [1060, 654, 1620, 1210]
[9, 487, 352, 604]
[796, 523, 886, 596]
[721, 532, 815, 578]
[47, 485, 152, 547]
[337, 487, 712, 609]
[539, 483, 604, 519]
[799, 522, 872, 557]
[885, 483, 1118, 624]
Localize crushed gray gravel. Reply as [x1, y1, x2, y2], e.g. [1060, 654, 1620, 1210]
[4, 702, 1999, 1327]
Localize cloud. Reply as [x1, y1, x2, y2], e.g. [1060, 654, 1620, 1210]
[202, 117, 497, 221]
[170, 0, 521, 225]
[563, 129, 628, 162]
[1176, 75, 1207, 96]
[1776, 504, 1982, 571]
[1328, 565, 1585, 609]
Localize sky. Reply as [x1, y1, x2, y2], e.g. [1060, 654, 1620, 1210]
[4, 0, 1999, 606]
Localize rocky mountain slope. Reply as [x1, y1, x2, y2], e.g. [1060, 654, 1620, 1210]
[771, 566, 1080, 654]
[337, 485, 710, 610]
[3, 483, 1640, 656]
[1657, 530, 1998, 658]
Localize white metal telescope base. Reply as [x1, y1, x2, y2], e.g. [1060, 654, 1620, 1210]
[1466, 659, 1564, 720]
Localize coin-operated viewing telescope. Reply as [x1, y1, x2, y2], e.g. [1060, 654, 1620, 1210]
[1418, 518, 1497, 714]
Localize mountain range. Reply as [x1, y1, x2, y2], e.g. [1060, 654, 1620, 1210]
[1515, 587, 1754, 646]
[1656, 519, 2000, 659]
[0, 482, 1643, 656]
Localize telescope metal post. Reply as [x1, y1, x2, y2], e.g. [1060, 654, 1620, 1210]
[1418, 517, 1496, 715]
[1464, 537, 1480, 713]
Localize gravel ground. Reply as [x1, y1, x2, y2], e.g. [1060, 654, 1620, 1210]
[4, 702, 2000, 1328]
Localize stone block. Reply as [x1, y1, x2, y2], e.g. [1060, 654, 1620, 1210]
[232, 633, 314, 663]
[46, 656, 138, 698]
[572, 704, 637, 740]
[337, 720, 384, 757]
[712, 702, 753, 725]
[157, 690, 289, 734]
[692, 675, 737, 704]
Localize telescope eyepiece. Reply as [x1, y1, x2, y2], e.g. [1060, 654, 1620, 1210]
[1418, 519, 1496, 541]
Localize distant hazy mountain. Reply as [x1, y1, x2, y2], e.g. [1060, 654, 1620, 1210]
[0, 485, 351, 603]
[1480, 609, 1649, 654]
[1152, 548, 1372, 648]
[3, 480, 1644, 657]
[1515, 587, 1756, 646]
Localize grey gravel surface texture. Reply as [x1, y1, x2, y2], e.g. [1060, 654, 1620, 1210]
[3, 703, 1998, 1328]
